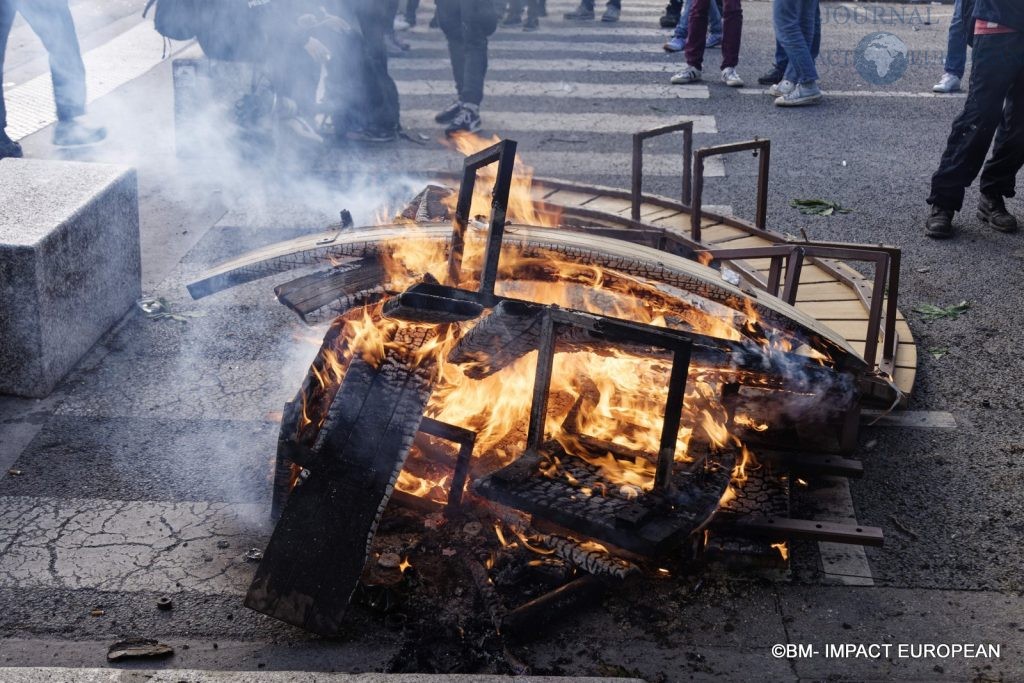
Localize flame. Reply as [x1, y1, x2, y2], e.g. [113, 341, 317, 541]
[443, 132, 562, 228]
[771, 542, 789, 561]
[399, 556, 412, 572]
[290, 141, 837, 512]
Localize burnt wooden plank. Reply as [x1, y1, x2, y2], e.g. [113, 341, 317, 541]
[246, 332, 436, 635]
[274, 257, 385, 322]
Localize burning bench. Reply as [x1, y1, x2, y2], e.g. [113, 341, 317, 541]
[189, 134, 896, 638]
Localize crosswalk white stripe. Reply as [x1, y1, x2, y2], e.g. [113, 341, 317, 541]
[399, 79, 708, 99]
[402, 110, 717, 134]
[410, 26, 673, 38]
[5, 22, 188, 141]
[738, 88, 967, 99]
[404, 40, 684, 54]
[328, 149, 725, 179]
[391, 57, 681, 75]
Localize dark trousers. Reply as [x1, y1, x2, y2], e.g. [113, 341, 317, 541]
[929, 34, 1024, 212]
[437, 0, 498, 106]
[685, 0, 741, 70]
[507, 0, 542, 20]
[0, 0, 87, 132]
[355, 0, 401, 132]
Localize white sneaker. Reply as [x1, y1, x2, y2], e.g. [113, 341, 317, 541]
[774, 81, 823, 107]
[767, 79, 795, 97]
[721, 67, 744, 87]
[393, 16, 411, 31]
[670, 65, 702, 84]
[932, 73, 961, 93]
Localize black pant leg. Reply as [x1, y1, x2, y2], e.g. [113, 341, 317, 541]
[356, 0, 401, 132]
[436, 0, 466, 101]
[0, 0, 15, 132]
[979, 68, 1024, 201]
[458, 0, 498, 106]
[929, 34, 1024, 211]
[17, 0, 87, 121]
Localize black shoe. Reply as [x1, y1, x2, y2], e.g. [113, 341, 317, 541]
[564, 5, 595, 20]
[0, 132, 23, 159]
[444, 106, 482, 136]
[434, 101, 463, 124]
[977, 193, 1019, 233]
[925, 205, 955, 239]
[538, 0, 547, 17]
[660, 11, 680, 27]
[502, 12, 522, 26]
[348, 128, 398, 143]
[757, 66, 786, 85]
[523, 16, 539, 31]
[53, 120, 107, 147]
[601, 5, 620, 22]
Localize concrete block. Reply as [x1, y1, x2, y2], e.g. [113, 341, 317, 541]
[0, 158, 140, 397]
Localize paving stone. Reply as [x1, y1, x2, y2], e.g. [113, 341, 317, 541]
[0, 159, 140, 397]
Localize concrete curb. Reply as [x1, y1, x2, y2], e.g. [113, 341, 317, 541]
[0, 670, 646, 683]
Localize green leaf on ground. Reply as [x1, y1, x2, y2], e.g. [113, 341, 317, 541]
[929, 347, 949, 360]
[912, 300, 970, 321]
[789, 198, 853, 216]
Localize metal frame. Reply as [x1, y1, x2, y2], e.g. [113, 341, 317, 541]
[524, 307, 695, 495]
[691, 139, 771, 241]
[447, 139, 518, 306]
[688, 241, 901, 372]
[416, 416, 477, 513]
[631, 121, 693, 221]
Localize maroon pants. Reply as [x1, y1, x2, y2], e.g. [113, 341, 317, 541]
[685, 0, 742, 71]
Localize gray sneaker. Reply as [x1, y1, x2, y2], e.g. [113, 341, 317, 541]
[767, 79, 794, 97]
[774, 82, 823, 107]
[670, 65, 702, 85]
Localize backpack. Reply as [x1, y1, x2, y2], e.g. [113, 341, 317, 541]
[193, 0, 276, 63]
[142, 0, 199, 41]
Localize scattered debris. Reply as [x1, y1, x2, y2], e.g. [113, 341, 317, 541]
[720, 267, 741, 286]
[888, 515, 920, 540]
[789, 198, 853, 216]
[6, 468, 23, 476]
[462, 521, 483, 537]
[913, 300, 969, 321]
[137, 297, 205, 323]
[243, 548, 264, 562]
[106, 638, 174, 662]
[916, 266, 931, 273]
[929, 347, 949, 360]
[216, 540, 230, 549]
[156, 597, 174, 611]
[90, 608, 105, 617]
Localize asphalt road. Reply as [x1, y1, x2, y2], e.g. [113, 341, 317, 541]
[2, 1, 1023, 680]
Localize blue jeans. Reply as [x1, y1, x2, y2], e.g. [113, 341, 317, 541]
[773, 0, 819, 85]
[943, 0, 968, 79]
[0, 0, 86, 131]
[674, 0, 722, 43]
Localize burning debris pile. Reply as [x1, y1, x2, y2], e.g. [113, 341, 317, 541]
[189, 135, 884, 657]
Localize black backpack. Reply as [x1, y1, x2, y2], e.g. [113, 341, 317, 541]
[142, 0, 199, 41]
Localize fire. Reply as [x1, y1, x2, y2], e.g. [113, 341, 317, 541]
[292, 139, 832, 514]
[770, 541, 789, 561]
[443, 132, 561, 228]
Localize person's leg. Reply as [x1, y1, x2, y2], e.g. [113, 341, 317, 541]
[683, 0, 710, 70]
[436, 0, 466, 102]
[674, 0, 690, 41]
[979, 68, 1024, 205]
[358, 0, 401, 135]
[707, 0, 722, 41]
[607, 0, 621, 8]
[17, 0, 86, 122]
[943, 0, 967, 79]
[929, 36, 1024, 212]
[810, 1, 821, 60]
[773, 0, 815, 84]
[717, 0, 740, 69]
[0, 0, 14, 136]
[458, 0, 498, 107]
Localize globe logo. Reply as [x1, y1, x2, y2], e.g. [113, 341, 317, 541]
[854, 32, 909, 85]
